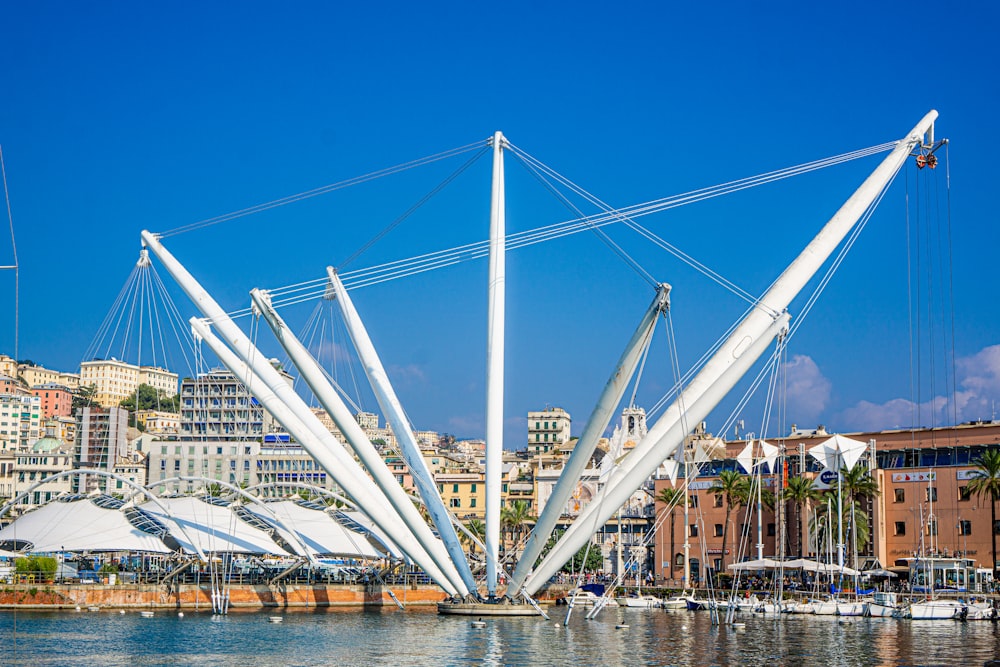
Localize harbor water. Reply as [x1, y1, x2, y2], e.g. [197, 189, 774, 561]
[3, 606, 1000, 666]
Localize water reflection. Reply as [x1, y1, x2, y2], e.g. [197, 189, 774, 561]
[2, 606, 999, 666]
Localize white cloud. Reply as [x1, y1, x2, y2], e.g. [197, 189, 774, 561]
[834, 344, 1000, 431]
[782, 354, 831, 423]
[387, 363, 427, 387]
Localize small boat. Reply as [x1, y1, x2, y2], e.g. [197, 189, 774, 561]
[811, 599, 839, 616]
[835, 600, 868, 617]
[867, 592, 900, 618]
[616, 594, 661, 609]
[268, 616, 284, 624]
[661, 591, 695, 610]
[964, 600, 995, 621]
[557, 589, 619, 607]
[140, 611, 155, 618]
[909, 599, 964, 620]
[783, 600, 816, 614]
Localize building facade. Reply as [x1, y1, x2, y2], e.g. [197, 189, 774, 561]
[527, 407, 572, 455]
[80, 359, 178, 408]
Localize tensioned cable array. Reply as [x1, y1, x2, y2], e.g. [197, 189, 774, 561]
[156, 141, 489, 239]
[211, 139, 896, 322]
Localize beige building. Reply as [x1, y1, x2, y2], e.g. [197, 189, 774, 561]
[79, 359, 178, 408]
[528, 407, 572, 454]
[18, 363, 80, 391]
[135, 409, 180, 435]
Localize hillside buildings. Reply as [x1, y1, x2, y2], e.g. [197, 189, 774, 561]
[79, 358, 178, 409]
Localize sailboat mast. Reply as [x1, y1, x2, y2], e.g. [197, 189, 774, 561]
[484, 131, 506, 598]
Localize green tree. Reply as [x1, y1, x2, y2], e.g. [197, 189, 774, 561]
[655, 486, 684, 581]
[710, 470, 747, 569]
[72, 384, 98, 410]
[782, 476, 821, 557]
[120, 383, 180, 414]
[500, 500, 533, 555]
[811, 497, 871, 557]
[463, 518, 486, 557]
[968, 448, 1000, 573]
[538, 530, 603, 573]
[15, 555, 58, 581]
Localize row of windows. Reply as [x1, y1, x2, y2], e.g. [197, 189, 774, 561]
[437, 483, 479, 494]
[892, 519, 998, 537]
[892, 486, 973, 503]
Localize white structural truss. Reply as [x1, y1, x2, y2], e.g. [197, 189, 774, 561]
[140, 111, 938, 606]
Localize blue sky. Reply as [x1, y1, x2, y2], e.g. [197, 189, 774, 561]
[1, 1, 997, 447]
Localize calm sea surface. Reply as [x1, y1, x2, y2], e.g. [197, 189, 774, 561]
[2, 606, 999, 666]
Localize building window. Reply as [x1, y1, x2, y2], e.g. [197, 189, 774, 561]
[925, 487, 937, 503]
[926, 519, 937, 536]
[450, 498, 461, 508]
[714, 495, 723, 508]
[958, 520, 972, 536]
[959, 486, 972, 501]
[471, 483, 477, 493]
[894, 521, 906, 536]
[690, 495, 699, 508]
[713, 558, 722, 572]
[470, 498, 477, 508]
[894, 488, 905, 503]
[690, 524, 699, 537]
[714, 524, 723, 537]
[767, 523, 775, 537]
[453, 484, 459, 493]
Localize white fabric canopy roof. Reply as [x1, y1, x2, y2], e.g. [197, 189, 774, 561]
[0, 497, 173, 553]
[139, 496, 289, 556]
[728, 557, 780, 571]
[337, 510, 404, 560]
[245, 500, 382, 559]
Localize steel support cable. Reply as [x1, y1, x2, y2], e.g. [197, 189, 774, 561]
[224, 141, 890, 318]
[509, 150, 658, 288]
[337, 145, 491, 272]
[157, 141, 489, 239]
[214, 141, 897, 322]
[85, 261, 143, 361]
[236, 140, 895, 306]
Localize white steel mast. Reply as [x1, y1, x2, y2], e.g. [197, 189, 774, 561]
[142, 230, 463, 596]
[507, 283, 670, 596]
[249, 286, 473, 597]
[524, 110, 938, 595]
[484, 131, 506, 598]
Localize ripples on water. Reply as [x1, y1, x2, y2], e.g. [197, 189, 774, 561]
[2, 607, 999, 666]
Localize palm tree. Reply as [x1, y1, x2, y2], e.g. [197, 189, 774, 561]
[811, 497, 871, 557]
[840, 465, 880, 569]
[967, 448, 1000, 574]
[782, 476, 821, 557]
[710, 470, 747, 570]
[655, 487, 684, 582]
[500, 500, 533, 556]
[463, 518, 486, 558]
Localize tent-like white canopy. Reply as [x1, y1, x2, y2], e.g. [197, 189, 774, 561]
[337, 510, 404, 560]
[245, 500, 383, 559]
[139, 496, 289, 556]
[728, 557, 780, 571]
[0, 496, 173, 553]
[783, 558, 861, 576]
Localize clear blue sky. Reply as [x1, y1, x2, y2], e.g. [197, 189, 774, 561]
[1, 1, 997, 447]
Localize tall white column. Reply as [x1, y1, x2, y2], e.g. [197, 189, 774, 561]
[251, 284, 472, 597]
[142, 230, 460, 596]
[524, 110, 937, 595]
[508, 284, 669, 595]
[485, 131, 506, 597]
